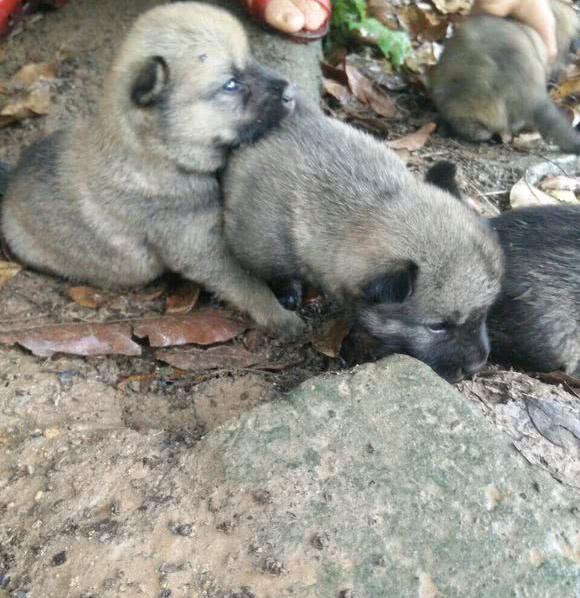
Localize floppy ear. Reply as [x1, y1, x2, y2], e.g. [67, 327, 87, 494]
[131, 56, 169, 107]
[362, 261, 418, 304]
[425, 161, 462, 199]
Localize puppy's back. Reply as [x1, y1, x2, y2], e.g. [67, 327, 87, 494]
[489, 205, 580, 374]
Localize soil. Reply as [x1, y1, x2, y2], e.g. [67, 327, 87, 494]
[0, 2, 578, 597]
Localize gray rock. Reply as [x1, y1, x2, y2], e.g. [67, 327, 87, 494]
[200, 355, 580, 597]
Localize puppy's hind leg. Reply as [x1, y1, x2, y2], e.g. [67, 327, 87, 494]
[150, 210, 306, 337]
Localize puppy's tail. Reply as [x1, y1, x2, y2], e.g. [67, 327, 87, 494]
[533, 97, 580, 154]
[0, 161, 11, 197]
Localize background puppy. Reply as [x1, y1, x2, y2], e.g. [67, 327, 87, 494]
[1, 2, 302, 335]
[426, 161, 580, 376]
[428, 0, 580, 153]
[224, 101, 503, 382]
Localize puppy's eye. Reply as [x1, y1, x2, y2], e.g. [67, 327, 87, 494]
[427, 322, 449, 334]
[223, 78, 242, 92]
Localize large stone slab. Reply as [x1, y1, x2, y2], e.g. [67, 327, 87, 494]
[3, 355, 578, 597]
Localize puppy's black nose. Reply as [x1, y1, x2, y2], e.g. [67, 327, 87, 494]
[282, 84, 296, 105]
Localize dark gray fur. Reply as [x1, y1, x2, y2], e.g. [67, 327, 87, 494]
[224, 103, 503, 382]
[429, 0, 580, 153]
[489, 206, 580, 375]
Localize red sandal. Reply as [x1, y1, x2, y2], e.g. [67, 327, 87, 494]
[0, 0, 68, 38]
[243, 0, 331, 42]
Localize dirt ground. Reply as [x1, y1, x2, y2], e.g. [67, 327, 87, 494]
[0, 2, 579, 597]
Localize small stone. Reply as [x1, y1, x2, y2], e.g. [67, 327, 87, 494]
[169, 523, 192, 537]
[158, 591, 172, 598]
[251, 489, 272, 505]
[262, 558, 286, 576]
[529, 548, 545, 568]
[44, 427, 61, 439]
[338, 590, 354, 598]
[50, 552, 66, 567]
[34, 491, 43, 502]
[485, 485, 502, 511]
[310, 533, 325, 550]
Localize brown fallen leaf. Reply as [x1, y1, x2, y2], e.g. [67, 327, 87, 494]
[345, 64, 400, 119]
[67, 286, 111, 309]
[0, 323, 141, 357]
[133, 309, 248, 347]
[398, 5, 450, 42]
[312, 318, 352, 358]
[323, 78, 351, 105]
[0, 85, 51, 126]
[0, 62, 56, 127]
[156, 345, 262, 371]
[551, 77, 580, 101]
[11, 62, 56, 87]
[164, 281, 201, 314]
[388, 122, 437, 152]
[0, 261, 22, 292]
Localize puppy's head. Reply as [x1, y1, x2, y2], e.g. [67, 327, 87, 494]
[104, 3, 295, 172]
[354, 165, 503, 383]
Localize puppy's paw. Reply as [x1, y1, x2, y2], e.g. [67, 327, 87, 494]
[269, 308, 307, 340]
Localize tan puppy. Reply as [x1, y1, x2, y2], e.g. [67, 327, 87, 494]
[429, 0, 580, 152]
[224, 101, 504, 383]
[1, 2, 302, 335]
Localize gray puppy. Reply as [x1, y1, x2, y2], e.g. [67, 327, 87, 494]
[429, 0, 580, 152]
[1, 3, 303, 335]
[425, 162, 580, 376]
[224, 102, 504, 382]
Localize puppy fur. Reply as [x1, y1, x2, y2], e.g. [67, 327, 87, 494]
[224, 102, 504, 382]
[1, 3, 303, 335]
[429, 0, 580, 153]
[425, 161, 580, 376]
[489, 206, 580, 375]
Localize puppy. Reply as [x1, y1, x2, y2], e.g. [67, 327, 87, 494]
[1, 3, 302, 335]
[425, 161, 580, 376]
[223, 102, 503, 382]
[489, 206, 580, 375]
[429, 0, 580, 153]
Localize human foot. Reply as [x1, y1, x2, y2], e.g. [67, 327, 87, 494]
[243, 0, 331, 40]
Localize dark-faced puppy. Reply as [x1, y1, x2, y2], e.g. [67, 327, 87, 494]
[429, 0, 580, 153]
[224, 102, 503, 382]
[2, 3, 302, 335]
[425, 161, 580, 376]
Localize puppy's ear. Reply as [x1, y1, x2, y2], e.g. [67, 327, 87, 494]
[362, 261, 418, 304]
[425, 161, 461, 199]
[131, 56, 169, 107]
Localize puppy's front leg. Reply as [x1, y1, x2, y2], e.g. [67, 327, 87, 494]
[149, 209, 305, 336]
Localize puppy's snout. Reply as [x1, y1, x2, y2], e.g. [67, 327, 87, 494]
[282, 84, 296, 105]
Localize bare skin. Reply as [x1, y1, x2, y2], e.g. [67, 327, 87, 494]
[246, 0, 327, 34]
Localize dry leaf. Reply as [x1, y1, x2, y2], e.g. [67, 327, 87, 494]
[0, 323, 141, 357]
[11, 62, 56, 87]
[510, 179, 563, 208]
[539, 175, 580, 193]
[0, 261, 22, 291]
[398, 5, 449, 41]
[67, 286, 111, 309]
[345, 64, 400, 119]
[511, 132, 542, 150]
[164, 281, 200, 314]
[323, 78, 351, 105]
[133, 310, 247, 347]
[388, 122, 437, 151]
[312, 318, 352, 358]
[552, 77, 580, 101]
[156, 345, 262, 371]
